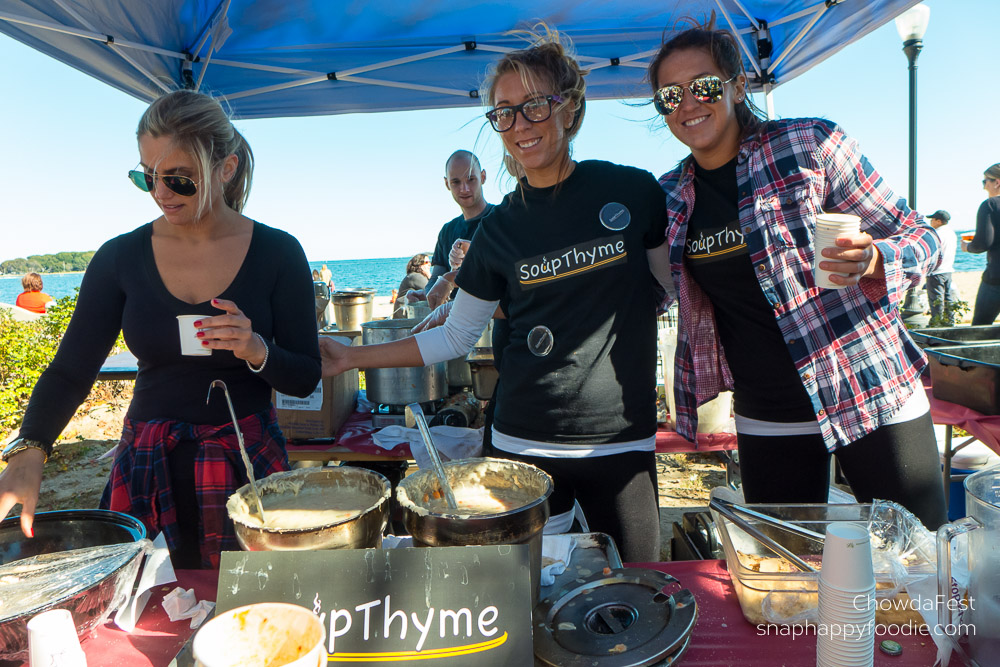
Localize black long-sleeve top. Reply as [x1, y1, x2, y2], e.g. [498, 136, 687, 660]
[20, 221, 321, 444]
[967, 195, 1000, 285]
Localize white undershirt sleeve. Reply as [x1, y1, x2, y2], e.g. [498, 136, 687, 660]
[414, 290, 500, 364]
[647, 243, 676, 300]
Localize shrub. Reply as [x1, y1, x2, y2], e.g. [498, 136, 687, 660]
[0, 293, 125, 439]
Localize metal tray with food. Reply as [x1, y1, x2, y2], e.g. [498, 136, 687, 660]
[711, 501, 936, 627]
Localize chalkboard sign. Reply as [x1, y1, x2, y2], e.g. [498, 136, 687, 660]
[217, 546, 533, 665]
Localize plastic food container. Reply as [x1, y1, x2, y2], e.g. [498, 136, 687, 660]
[712, 502, 935, 627]
[926, 343, 1000, 415]
[909, 325, 1000, 349]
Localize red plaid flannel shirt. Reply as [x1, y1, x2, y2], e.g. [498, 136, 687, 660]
[658, 118, 941, 451]
[100, 407, 289, 568]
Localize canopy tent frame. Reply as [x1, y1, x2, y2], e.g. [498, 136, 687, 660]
[0, 0, 920, 119]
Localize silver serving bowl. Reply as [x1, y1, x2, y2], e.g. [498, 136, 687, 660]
[0, 509, 146, 661]
[228, 467, 391, 551]
[395, 458, 552, 601]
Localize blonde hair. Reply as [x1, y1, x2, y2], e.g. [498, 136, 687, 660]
[483, 24, 588, 182]
[986, 163, 1000, 181]
[137, 90, 254, 218]
[22, 272, 43, 292]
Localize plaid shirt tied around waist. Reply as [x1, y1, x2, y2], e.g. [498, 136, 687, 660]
[100, 407, 289, 568]
[658, 118, 941, 452]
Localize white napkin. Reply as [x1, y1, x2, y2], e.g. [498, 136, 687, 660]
[162, 587, 216, 629]
[114, 533, 176, 632]
[372, 425, 483, 470]
[539, 534, 577, 587]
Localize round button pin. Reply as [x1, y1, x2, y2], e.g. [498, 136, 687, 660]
[879, 639, 902, 656]
[599, 202, 631, 230]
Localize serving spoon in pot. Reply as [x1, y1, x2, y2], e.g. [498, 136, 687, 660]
[405, 402, 458, 510]
[207, 380, 267, 524]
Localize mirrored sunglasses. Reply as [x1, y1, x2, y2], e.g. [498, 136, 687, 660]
[485, 95, 564, 132]
[653, 75, 736, 116]
[128, 168, 198, 197]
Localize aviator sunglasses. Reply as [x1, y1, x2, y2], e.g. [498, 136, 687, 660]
[128, 167, 199, 197]
[653, 75, 736, 116]
[485, 95, 564, 132]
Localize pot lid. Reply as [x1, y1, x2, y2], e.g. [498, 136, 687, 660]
[533, 568, 697, 666]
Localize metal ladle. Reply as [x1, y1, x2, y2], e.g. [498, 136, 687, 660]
[206, 380, 267, 524]
[405, 402, 458, 510]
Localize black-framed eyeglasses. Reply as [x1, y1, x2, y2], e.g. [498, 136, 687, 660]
[652, 75, 736, 116]
[984, 178, 998, 187]
[485, 95, 564, 132]
[128, 165, 199, 197]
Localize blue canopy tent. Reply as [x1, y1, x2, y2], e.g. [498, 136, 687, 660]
[0, 0, 919, 118]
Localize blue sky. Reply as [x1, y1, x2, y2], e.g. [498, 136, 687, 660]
[1, 0, 996, 262]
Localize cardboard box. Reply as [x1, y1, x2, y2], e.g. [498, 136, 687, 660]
[273, 334, 360, 440]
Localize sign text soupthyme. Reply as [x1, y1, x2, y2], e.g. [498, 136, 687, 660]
[516, 235, 626, 290]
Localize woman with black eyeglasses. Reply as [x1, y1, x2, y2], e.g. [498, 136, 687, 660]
[321, 27, 672, 562]
[0, 90, 320, 568]
[650, 21, 947, 529]
[966, 164, 1000, 324]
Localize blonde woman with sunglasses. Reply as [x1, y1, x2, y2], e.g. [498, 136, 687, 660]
[0, 90, 321, 568]
[650, 21, 946, 529]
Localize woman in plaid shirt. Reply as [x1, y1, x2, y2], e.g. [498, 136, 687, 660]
[648, 22, 947, 529]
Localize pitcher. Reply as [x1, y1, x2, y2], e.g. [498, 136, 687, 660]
[937, 464, 1000, 665]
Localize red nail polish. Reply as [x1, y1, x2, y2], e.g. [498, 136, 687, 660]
[193, 320, 202, 327]
[212, 299, 219, 304]
[26, 525, 33, 538]
[202, 340, 209, 346]
[196, 331, 204, 338]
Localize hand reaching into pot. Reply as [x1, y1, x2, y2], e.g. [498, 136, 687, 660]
[427, 270, 458, 309]
[411, 301, 453, 334]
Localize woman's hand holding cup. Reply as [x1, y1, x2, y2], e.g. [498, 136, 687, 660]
[193, 298, 266, 366]
[818, 232, 882, 287]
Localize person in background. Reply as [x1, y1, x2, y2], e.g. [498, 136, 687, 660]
[650, 19, 946, 529]
[311, 268, 322, 281]
[407, 151, 494, 305]
[320, 263, 333, 290]
[322, 27, 673, 562]
[923, 210, 958, 325]
[0, 89, 321, 568]
[393, 253, 431, 318]
[966, 164, 1000, 325]
[15, 272, 55, 314]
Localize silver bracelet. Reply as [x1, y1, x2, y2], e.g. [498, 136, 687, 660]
[247, 333, 269, 373]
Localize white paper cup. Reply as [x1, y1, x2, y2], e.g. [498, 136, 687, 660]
[27, 609, 87, 667]
[177, 315, 211, 356]
[193, 602, 326, 667]
[814, 214, 861, 289]
[819, 522, 875, 592]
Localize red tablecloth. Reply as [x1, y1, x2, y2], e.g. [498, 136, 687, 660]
[287, 407, 737, 459]
[926, 384, 1000, 455]
[55, 560, 959, 666]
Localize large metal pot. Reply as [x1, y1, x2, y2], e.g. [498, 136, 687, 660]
[396, 458, 552, 602]
[332, 289, 374, 332]
[447, 357, 473, 388]
[314, 281, 332, 329]
[467, 347, 499, 400]
[362, 319, 447, 405]
[227, 467, 390, 551]
[0, 510, 146, 661]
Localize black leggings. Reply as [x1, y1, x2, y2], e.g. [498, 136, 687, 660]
[496, 448, 660, 563]
[737, 412, 947, 530]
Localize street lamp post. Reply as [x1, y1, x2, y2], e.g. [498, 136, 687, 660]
[895, 4, 931, 210]
[895, 5, 930, 323]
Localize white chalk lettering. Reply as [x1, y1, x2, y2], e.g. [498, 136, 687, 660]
[411, 608, 435, 651]
[597, 242, 615, 258]
[519, 264, 530, 280]
[478, 607, 499, 637]
[439, 608, 473, 638]
[616, 240, 625, 253]
[383, 595, 407, 639]
[328, 609, 353, 653]
[355, 600, 380, 640]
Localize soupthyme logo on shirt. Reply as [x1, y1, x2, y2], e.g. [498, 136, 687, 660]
[516, 234, 627, 290]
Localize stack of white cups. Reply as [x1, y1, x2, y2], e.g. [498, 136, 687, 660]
[816, 522, 876, 667]
[814, 213, 862, 289]
[26, 609, 88, 666]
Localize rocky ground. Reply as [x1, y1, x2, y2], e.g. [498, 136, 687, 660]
[7, 386, 727, 561]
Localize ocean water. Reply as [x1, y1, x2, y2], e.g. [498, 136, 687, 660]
[0, 257, 409, 305]
[0, 230, 989, 305]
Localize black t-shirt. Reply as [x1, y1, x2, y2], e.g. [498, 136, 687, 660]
[431, 204, 495, 270]
[685, 158, 813, 421]
[973, 196, 1000, 285]
[456, 160, 667, 443]
[20, 222, 322, 444]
